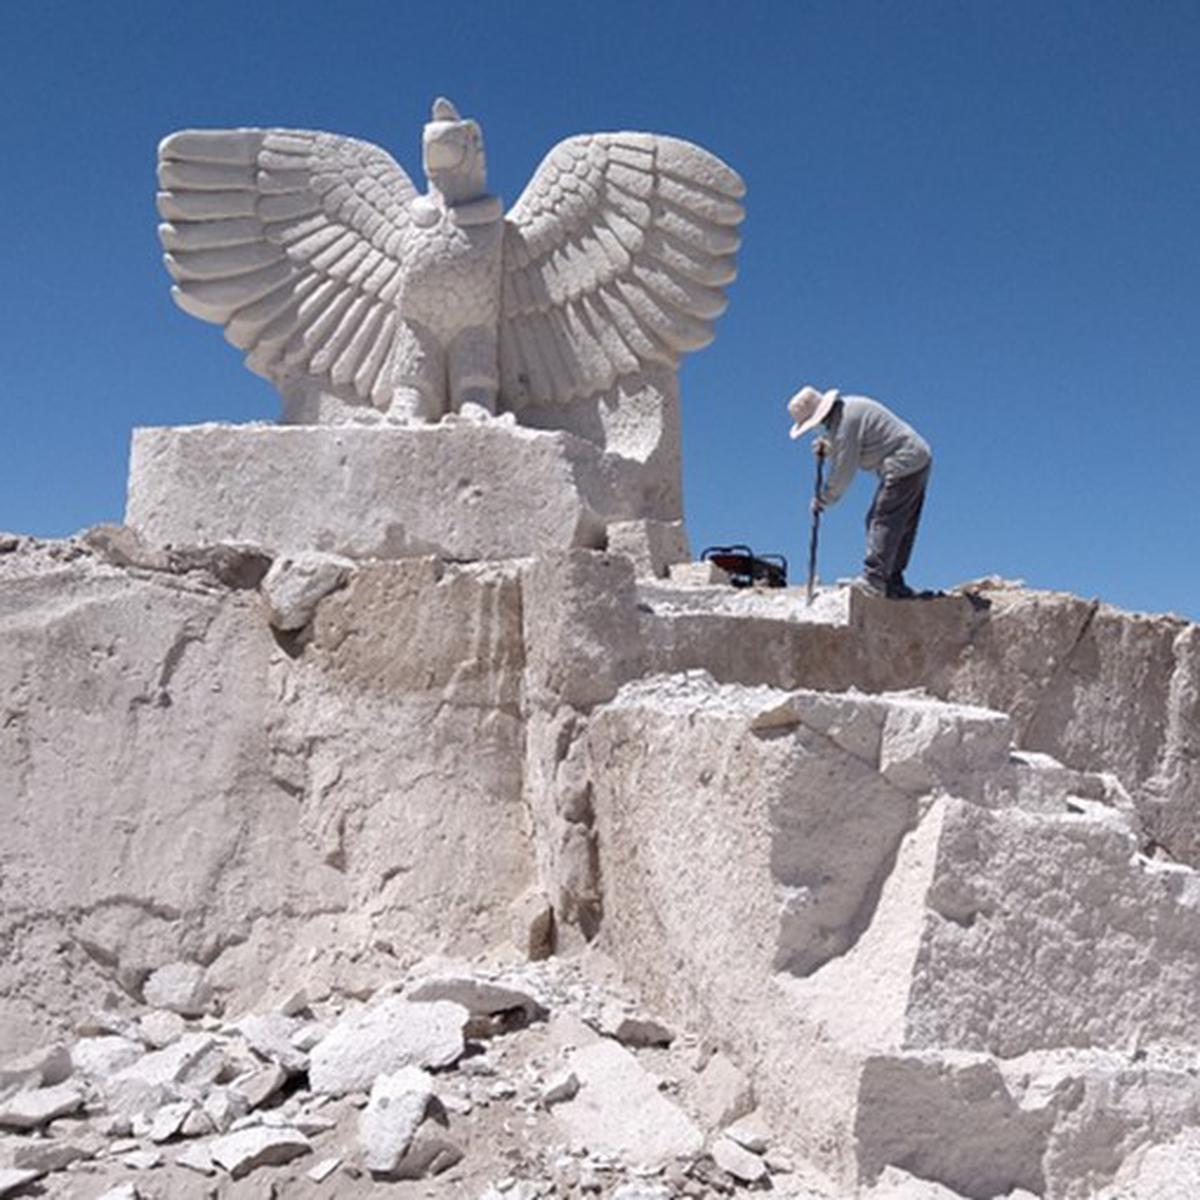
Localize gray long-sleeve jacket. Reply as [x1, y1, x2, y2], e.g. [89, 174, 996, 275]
[820, 395, 931, 506]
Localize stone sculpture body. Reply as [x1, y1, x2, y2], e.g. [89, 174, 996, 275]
[157, 98, 745, 426]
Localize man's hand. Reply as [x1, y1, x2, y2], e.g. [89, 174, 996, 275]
[813, 437, 831, 460]
[811, 495, 826, 515]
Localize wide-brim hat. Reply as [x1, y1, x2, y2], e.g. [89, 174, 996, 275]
[787, 386, 840, 439]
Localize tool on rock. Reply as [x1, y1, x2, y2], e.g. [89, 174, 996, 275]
[700, 545, 788, 589]
[806, 442, 827, 605]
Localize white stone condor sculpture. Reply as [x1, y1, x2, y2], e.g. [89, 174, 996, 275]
[157, 98, 745, 426]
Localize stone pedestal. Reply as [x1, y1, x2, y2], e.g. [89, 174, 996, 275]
[126, 420, 669, 561]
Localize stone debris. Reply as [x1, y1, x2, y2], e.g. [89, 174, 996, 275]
[724, 1109, 771, 1154]
[711, 1132, 769, 1183]
[209, 1125, 311, 1178]
[357, 1066, 434, 1174]
[597, 1004, 674, 1047]
[175, 1140, 215, 1174]
[308, 997, 469, 1096]
[407, 974, 547, 1024]
[0, 1168, 43, 1198]
[694, 1051, 755, 1132]
[260, 551, 352, 631]
[121, 1147, 162, 1169]
[307, 1154, 342, 1182]
[0, 1082, 84, 1129]
[540, 1069, 580, 1106]
[137, 1009, 186, 1049]
[553, 1039, 704, 1167]
[0, 1044, 71, 1095]
[96, 1185, 142, 1200]
[141, 961, 212, 1017]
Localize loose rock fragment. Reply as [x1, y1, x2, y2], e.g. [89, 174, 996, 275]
[237, 1011, 309, 1073]
[176, 1142, 216, 1174]
[553, 1039, 703, 1167]
[407, 974, 547, 1023]
[71, 1036, 143, 1080]
[389, 1125, 463, 1179]
[308, 1155, 342, 1182]
[96, 1184, 142, 1200]
[358, 1066, 434, 1174]
[711, 1133, 768, 1183]
[598, 1004, 674, 1047]
[541, 1069, 581, 1106]
[260, 552, 352, 631]
[138, 1010, 186, 1049]
[0, 1169, 44, 1198]
[0, 1044, 71, 1095]
[142, 961, 212, 1017]
[308, 997, 468, 1096]
[11, 1138, 91, 1172]
[695, 1051, 753, 1131]
[0, 1082, 84, 1129]
[210, 1125, 311, 1178]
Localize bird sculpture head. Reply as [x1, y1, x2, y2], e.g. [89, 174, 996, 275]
[422, 97, 487, 205]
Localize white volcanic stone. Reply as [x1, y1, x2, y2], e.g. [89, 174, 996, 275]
[72, 1036, 144, 1080]
[405, 974, 544, 1021]
[0, 1169, 43, 1198]
[142, 962, 211, 1017]
[210, 1126, 311, 1178]
[0, 1082, 84, 1129]
[155, 107, 742, 533]
[694, 1053, 754, 1132]
[712, 1133, 768, 1183]
[387, 1125, 463, 1179]
[137, 1011, 186, 1049]
[235, 1012, 308, 1073]
[540, 1069, 580, 1106]
[11, 1138, 91, 1172]
[176, 1142, 215, 1175]
[0, 1044, 70, 1096]
[126, 423, 645, 561]
[358, 1067, 434, 1174]
[147, 1099, 194, 1142]
[308, 997, 468, 1096]
[607, 519, 690, 579]
[231, 1062, 288, 1110]
[260, 552, 351, 631]
[553, 1039, 703, 1167]
[0, 544, 533, 1053]
[597, 1004, 673, 1047]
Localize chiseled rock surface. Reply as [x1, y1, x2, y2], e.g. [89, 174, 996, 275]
[582, 671, 1200, 1198]
[126, 421, 640, 562]
[0, 539, 534, 1055]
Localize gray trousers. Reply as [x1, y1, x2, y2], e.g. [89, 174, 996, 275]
[864, 464, 930, 590]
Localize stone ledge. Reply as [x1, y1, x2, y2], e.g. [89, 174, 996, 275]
[125, 421, 656, 561]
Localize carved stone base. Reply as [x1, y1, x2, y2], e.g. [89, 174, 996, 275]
[125, 420, 674, 561]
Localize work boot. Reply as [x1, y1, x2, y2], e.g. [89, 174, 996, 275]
[888, 582, 918, 599]
[851, 576, 889, 598]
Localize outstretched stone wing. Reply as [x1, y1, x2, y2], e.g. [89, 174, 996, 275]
[499, 134, 744, 406]
[158, 129, 417, 407]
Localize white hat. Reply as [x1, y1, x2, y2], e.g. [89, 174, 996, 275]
[787, 386, 840, 440]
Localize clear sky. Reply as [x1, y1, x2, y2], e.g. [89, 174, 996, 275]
[2, 0, 1197, 619]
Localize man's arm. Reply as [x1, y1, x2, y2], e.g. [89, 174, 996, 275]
[818, 406, 860, 506]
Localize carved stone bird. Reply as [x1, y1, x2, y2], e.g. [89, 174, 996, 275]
[157, 98, 744, 424]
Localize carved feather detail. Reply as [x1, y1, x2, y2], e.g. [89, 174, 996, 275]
[158, 128, 416, 400]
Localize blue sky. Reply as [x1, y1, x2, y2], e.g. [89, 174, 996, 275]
[2, 0, 1197, 619]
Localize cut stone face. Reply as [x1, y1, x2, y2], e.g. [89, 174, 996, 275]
[126, 422, 663, 561]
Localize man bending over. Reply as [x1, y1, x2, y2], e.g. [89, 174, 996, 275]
[787, 385, 932, 599]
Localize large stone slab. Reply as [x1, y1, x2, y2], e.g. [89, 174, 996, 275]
[125, 421, 648, 561]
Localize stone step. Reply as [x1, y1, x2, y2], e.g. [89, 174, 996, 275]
[581, 671, 1200, 1197]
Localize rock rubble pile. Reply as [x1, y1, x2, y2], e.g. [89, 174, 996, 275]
[0, 956, 871, 1199]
